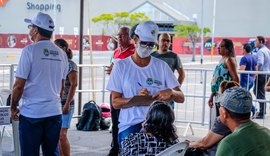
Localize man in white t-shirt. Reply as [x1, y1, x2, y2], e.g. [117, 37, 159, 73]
[106, 21, 185, 145]
[10, 12, 68, 156]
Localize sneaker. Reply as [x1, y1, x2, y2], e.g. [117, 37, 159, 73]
[255, 115, 265, 119]
[253, 112, 265, 119]
[252, 112, 260, 119]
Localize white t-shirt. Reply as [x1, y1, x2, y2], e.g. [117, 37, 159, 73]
[16, 40, 68, 118]
[106, 56, 179, 133]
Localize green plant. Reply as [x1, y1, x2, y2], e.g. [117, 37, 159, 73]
[174, 25, 211, 61]
[129, 12, 151, 26]
[92, 12, 151, 35]
[92, 14, 114, 35]
[114, 12, 130, 28]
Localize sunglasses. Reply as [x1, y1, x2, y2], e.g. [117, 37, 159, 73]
[139, 41, 156, 49]
[27, 25, 36, 30]
[218, 45, 226, 49]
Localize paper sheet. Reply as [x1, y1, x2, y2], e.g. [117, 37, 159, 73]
[125, 96, 154, 108]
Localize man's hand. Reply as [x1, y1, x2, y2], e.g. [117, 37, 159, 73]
[63, 104, 70, 114]
[153, 89, 172, 101]
[10, 77, 26, 121]
[11, 108, 20, 121]
[138, 88, 150, 96]
[208, 93, 214, 108]
[105, 64, 114, 75]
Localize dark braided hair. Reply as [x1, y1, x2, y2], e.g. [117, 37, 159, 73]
[222, 38, 235, 57]
[219, 80, 240, 93]
[54, 38, 73, 59]
[144, 101, 178, 144]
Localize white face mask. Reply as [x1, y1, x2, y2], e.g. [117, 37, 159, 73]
[28, 35, 34, 42]
[137, 45, 153, 58]
[107, 42, 115, 51]
[28, 28, 37, 42]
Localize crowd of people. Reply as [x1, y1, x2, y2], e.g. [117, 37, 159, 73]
[8, 11, 270, 156]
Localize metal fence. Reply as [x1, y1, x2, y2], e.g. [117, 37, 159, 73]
[0, 64, 15, 90]
[1, 63, 270, 155]
[1, 64, 270, 126]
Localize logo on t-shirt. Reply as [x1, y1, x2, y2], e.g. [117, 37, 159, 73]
[50, 50, 59, 56]
[43, 48, 49, 56]
[146, 78, 153, 85]
[43, 49, 59, 57]
[154, 80, 162, 86]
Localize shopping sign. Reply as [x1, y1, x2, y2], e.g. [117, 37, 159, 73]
[0, 106, 11, 125]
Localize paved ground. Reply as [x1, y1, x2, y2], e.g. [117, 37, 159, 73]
[1, 119, 208, 156]
[2, 115, 269, 156]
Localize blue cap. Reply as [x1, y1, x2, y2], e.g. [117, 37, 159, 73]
[218, 86, 252, 114]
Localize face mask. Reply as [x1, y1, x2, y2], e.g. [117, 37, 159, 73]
[28, 35, 34, 42]
[107, 42, 115, 51]
[28, 29, 36, 42]
[137, 45, 152, 58]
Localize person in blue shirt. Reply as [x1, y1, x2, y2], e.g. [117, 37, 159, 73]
[239, 43, 258, 90]
[239, 43, 258, 117]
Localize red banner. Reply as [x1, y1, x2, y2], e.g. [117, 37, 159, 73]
[0, 34, 110, 51]
[172, 37, 270, 55]
[1, 34, 270, 56]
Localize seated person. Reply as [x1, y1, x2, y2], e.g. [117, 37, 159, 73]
[188, 81, 239, 156]
[121, 101, 178, 156]
[216, 87, 270, 155]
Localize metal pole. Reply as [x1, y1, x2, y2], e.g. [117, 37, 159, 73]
[102, 66, 106, 103]
[200, 0, 204, 65]
[78, 0, 84, 115]
[200, 0, 204, 84]
[210, 0, 217, 62]
[9, 64, 14, 90]
[201, 70, 207, 126]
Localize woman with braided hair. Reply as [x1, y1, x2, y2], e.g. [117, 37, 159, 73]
[121, 101, 178, 156]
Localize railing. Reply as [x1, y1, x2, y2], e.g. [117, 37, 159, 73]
[0, 64, 15, 90]
[1, 64, 270, 127]
[1, 63, 270, 155]
[174, 68, 210, 125]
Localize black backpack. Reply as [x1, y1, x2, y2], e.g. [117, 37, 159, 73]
[76, 100, 101, 131]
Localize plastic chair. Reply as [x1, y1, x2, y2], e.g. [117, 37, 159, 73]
[0, 89, 12, 153]
[0, 89, 12, 137]
[0, 89, 20, 155]
[156, 141, 189, 156]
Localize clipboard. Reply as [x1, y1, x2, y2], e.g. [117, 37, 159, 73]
[125, 96, 154, 108]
